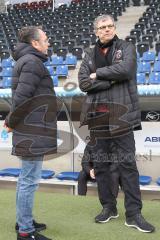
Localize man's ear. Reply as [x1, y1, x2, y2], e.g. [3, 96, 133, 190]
[31, 40, 38, 49]
[95, 32, 99, 38]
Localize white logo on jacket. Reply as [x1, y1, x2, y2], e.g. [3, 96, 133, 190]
[115, 50, 122, 60]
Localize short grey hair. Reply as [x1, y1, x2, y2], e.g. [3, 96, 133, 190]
[93, 14, 115, 32]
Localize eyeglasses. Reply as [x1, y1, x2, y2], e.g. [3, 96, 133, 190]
[97, 24, 115, 30]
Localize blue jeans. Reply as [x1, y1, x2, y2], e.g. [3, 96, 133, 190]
[16, 156, 43, 233]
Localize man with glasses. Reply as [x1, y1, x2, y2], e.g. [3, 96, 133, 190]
[78, 15, 155, 233]
[5, 26, 57, 240]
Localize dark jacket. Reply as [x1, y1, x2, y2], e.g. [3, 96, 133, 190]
[78, 38, 142, 137]
[6, 43, 57, 157]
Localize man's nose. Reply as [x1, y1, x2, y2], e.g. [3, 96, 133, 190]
[105, 26, 110, 30]
[105, 28, 109, 32]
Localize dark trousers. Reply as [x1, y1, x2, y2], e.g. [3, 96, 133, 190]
[93, 131, 142, 217]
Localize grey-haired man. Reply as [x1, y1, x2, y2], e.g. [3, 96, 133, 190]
[78, 15, 155, 233]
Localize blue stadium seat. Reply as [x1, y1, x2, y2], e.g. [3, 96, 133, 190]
[149, 72, 160, 84]
[51, 56, 63, 65]
[56, 171, 79, 180]
[51, 75, 59, 87]
[2, 77, 12, 88]
[142, 51, 156, 62]
[64, 55, 77, 67]
[56, 65, 68, 77]
[2, 67, 13, 77]
[137, 73, 146, 84]
[0, 168, 55, 179]
[46, 66, 54, 76]
[0, 168, 20, 177]
[139, 175, 152, 185]
[41, 170, 55, 179]
[137, 61, 151, 73]
[44, 58, 52, 66]
[153, 61, 160, 72]
[1, 58, 13, 68]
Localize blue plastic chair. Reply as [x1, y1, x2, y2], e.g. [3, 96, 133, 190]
[2, 77, 12, 88]
[56, 171, 79, 181]
[0, 168, 20, 177]
[51, 75, 59, 87]
[1, 58, 13, 68]
[149, 72, 160, 84]
[1, 67, 13, 77]
[0, 168, 55, 179]
[137, 62, 151, 73]
[136, 73, 146, 84]
[153, 61, 160, 72]
[44, 58, 52, 66]
[46, 66, 54, 76]
[41, 170, 55, 179]
[139, 175, 152, 185]
[51, 56, 63, 66]
[142, 51, 156, 62]
[56, 65, 68, 77]
[64, 55, 77, 66]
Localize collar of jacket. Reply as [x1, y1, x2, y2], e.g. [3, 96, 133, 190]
[96, 35, 118, 49]
[12, 43, 48, 62]
[85, 37, 121, 72]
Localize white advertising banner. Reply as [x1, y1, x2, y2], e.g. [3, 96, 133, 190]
[74, 122, 160, 156]
[0, 121, 160, 156]
[135, 122, 160, 155]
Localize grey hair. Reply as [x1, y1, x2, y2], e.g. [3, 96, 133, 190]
[18, 26, 43, 44]
[93, 14, 115, 32]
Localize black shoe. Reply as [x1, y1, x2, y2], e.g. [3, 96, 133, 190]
[17, 231, 52, 240]
[125, 213, 155, 233]
[15, 220, 46, 233]
[95, 208, 119, 223]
